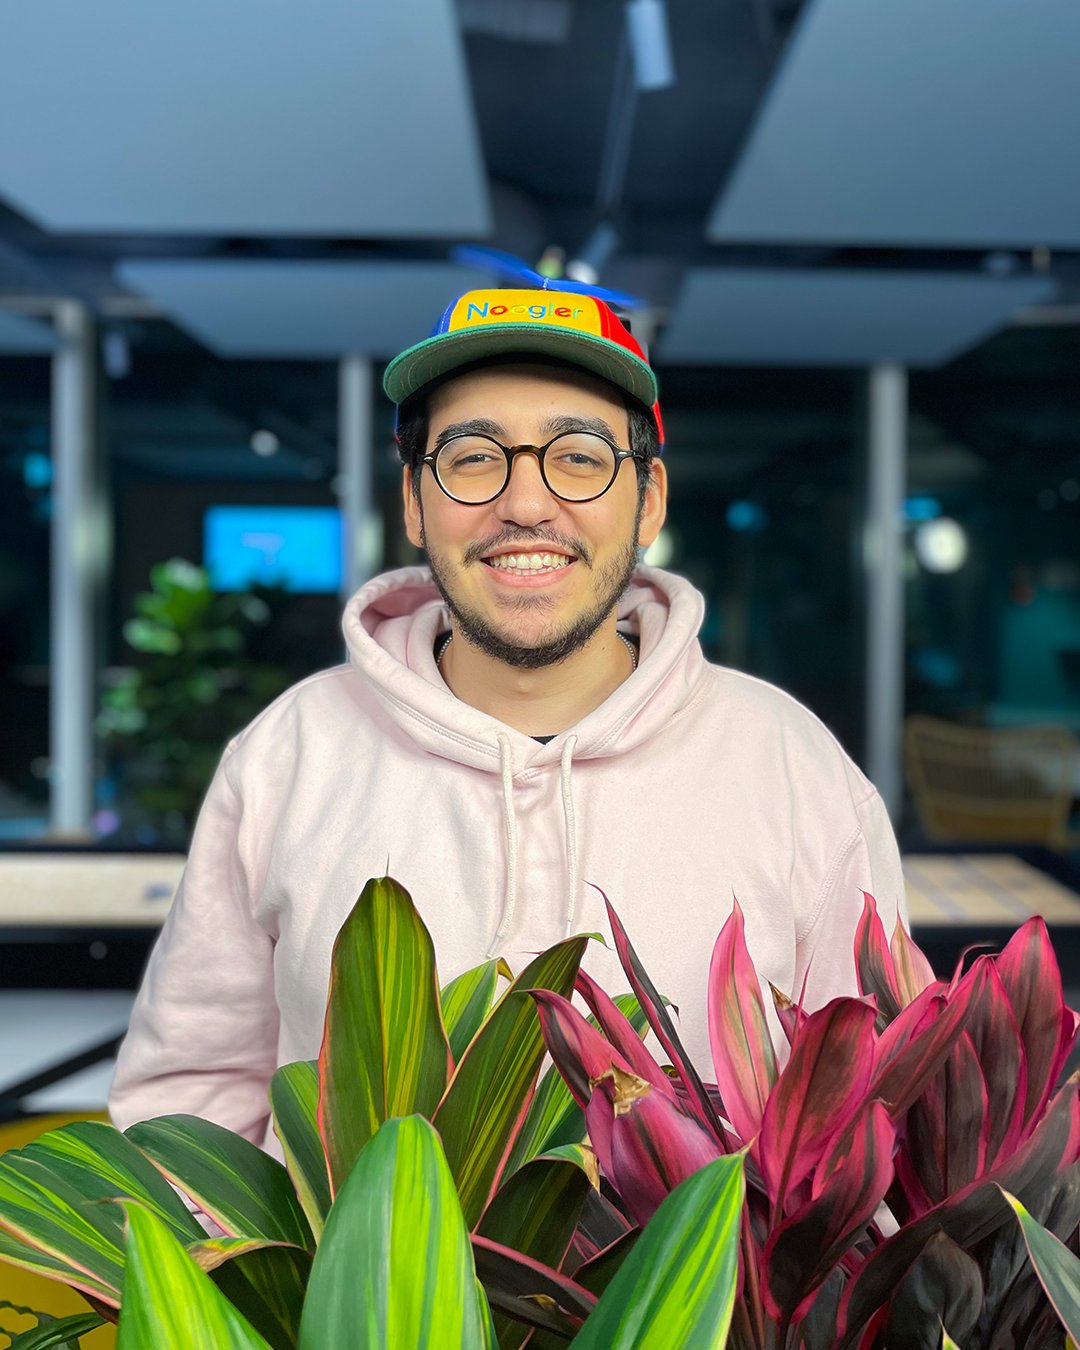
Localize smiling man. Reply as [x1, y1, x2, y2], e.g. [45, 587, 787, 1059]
[110, 287, 905, 1149]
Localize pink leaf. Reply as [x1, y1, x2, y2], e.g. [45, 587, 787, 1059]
[996, 917, 1078, 1125]
[601, 890, 728, 1145]
[889, 918, 936, 1006]
[854, 892, 903, 1026]
[756, 998, 877, 1213]
[707, 899, 779, 1144]
[574, 969, 676, 1099]
[594, 1064, 725, 1227]
[764, 1100, 896, 1325]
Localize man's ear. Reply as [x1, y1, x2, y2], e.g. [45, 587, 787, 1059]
[402, 466, 424, 549]
[636, 459, 668, 549]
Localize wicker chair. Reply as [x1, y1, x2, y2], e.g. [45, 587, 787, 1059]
[903, 715, 1080, 850]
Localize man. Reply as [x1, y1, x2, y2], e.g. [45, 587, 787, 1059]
[110, 287, 904, 1147]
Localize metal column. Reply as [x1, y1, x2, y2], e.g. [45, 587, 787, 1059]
[338, 356, 375, 599]
[49, 300, 97, 836]
[864, 363, 908, 822]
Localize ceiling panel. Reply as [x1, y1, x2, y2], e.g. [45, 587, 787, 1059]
[0, 0, 490, 237]
[115, 260, 495, 358]
[657, 270, 1057, 369]
[707, 0, 1080, 248]
[0, 310, 56, 354]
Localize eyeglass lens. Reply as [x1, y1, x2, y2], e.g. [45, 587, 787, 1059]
[435, 433, 618, 503]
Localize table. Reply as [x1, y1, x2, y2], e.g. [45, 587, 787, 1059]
[904, 849, 1080, 978]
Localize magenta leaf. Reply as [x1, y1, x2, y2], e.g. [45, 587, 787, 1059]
[895, 1031, 989, 1215]
[574, 969, 677, 1099]
[601, 891, 728, 1145]
[531, 989, 640, 1180]
[596, 1065, 726, 1227]
[756, 998, 877, 1213]
[996, 917, 1078, 1126]
[889, 918, 937, 1006]
[764, 1100, 896, 1327]
[964, 961, 1028, 1166]
[837, 1075, 1080, 1348]
[854, 892, 903, 1026]
[707, 899, 778, 1144]
[869, 966, 977, 1119]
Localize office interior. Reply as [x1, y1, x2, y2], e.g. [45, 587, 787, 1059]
[1, 1, 1079, 1331]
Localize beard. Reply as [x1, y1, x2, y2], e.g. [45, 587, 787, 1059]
[420, 511, 642, 671]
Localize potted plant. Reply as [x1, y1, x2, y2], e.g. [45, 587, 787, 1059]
[0, 878, 742, 1347]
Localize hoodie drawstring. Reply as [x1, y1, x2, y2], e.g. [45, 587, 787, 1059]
[486, 732, 581, 957]
[560, 735, 580, 937]
[487, 733, 519, 957]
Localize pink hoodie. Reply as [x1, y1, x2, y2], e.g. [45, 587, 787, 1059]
[109, 565, 904, 1147]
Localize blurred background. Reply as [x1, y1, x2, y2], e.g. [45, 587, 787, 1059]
[1, 0, 1079, 1311]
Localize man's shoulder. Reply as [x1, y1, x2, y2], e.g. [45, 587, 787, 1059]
[696, 661, 875, 798]
[225, 663, 362, 756]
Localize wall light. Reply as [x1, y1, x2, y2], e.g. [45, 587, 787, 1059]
[914, 517, 968, 574]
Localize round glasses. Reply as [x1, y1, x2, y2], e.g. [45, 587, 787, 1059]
[422, 432, 644, 505]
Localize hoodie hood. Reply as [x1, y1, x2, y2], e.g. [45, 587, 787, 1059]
[341, 564, 710, 775]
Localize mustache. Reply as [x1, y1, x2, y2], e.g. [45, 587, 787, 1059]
[462, 527, 593, 567]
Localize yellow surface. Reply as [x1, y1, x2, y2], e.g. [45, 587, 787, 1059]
[0, 855, 183, 927]
[904, 852, 1080, 927]
[0, 1114, 116, 1348]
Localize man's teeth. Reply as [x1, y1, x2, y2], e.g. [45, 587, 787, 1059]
[487, 552, 572, 572]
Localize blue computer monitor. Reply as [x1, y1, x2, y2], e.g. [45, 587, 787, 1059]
[204, 505, 343, 593]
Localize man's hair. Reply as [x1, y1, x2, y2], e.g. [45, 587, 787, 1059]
[396, 356, 660, 504]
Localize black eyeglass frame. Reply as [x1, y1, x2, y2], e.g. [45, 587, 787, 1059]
[420, 432, 645, 506]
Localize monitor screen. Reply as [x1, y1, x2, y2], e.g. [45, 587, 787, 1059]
[204, 505, 343, 593]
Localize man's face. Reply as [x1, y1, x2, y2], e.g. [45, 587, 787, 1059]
[402, 363, 667, 669]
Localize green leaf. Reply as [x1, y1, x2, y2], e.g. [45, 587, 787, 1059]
[440, 959, 509, 1063]
[269, 1060, 330, 1240]
[0, 1121, 204, 1305]
[208, 1244, 311, 1350]
[297, 1116, 488, 1350]
[505, 993, 648, 1175]
[4, 1309, 104, 1349]
[570, 1153, 744, 1349]
[433, 936, 589, 1227]
[941, 1331, 962, 1350]
[318, 877, 452, 1195]
[126, 1114, 313, 1250]
[117, 1204, 272, 1349]
[477, 1157, 591, 1348]
[1003, 1188, 1080, 1342]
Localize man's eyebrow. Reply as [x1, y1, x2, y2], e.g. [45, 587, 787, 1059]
[431, 417, 504, 451]
[540, 413, 621, 442]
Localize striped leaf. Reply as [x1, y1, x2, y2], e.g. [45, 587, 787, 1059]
[297, 1115, 488, 1349]
[440, 959, 511, 1063]
[1003, 1188, 1080, 1342]
[269, 1060, 330, 1240]
[0, 1226, 118, 1305]
[117, 1203, 272, 1349]
[434, 936, 589, 1227]
[208, 1244, 311, 1349]
[707, 898, 778, 1144]
[0, 1122, 204, 1305]
[318, 876, 452, 1196]
[127, 1114, 313, 1251]
[570, 1153, 744, 1349]
[477, 1156, 592, 1348]
[5, 1310, 104, 1349]
[505, 994, 648, 1175]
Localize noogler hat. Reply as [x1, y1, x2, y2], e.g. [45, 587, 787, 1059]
[383, 287, 664, 446]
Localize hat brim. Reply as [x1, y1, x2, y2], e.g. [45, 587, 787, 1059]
[382, 323, 658, 410]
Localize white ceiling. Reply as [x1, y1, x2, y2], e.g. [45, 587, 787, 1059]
[0, 0, 490, 237]
[707, 0, 1080, 248]
[659, 269, 1057, 368]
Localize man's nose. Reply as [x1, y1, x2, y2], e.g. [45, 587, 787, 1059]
[494, 451, 559, 524]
